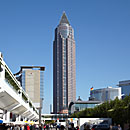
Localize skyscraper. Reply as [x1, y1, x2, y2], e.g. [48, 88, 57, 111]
[53, 12, 76, 114]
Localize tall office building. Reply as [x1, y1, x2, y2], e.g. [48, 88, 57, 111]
[14, 66, 45, 108]
[53, 12, 76, 114]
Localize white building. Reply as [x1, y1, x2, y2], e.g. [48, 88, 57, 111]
[90, 87, 121, 102]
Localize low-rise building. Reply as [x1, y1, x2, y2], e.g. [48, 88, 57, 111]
[68, 97, 101, 114]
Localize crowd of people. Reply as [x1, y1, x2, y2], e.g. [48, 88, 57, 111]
[0, 122, 130, 130]
[109, 124, 122, 130]
[67, 123, 125, 130]
[0, 123, 43, 130]
[83, 123, 129, 130]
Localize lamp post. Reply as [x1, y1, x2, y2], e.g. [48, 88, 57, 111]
[39, 98, 43, 125]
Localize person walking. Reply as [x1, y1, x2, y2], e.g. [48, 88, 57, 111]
[127, 124, 130, 130]
[84, 124, 90, 130]
[70, 123, 76, 130]
[60, 125, 65, 130]
[113, 123, 118, 130]
[117, 124, 122, 130]
[76, 126, 79, 130]
[39, 125, 43, 130]
[27, 124, 30, 130]
[109, 125, 113, 130]
[21, 125, 24, 130]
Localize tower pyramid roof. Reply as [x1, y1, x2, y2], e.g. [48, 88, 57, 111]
[59, 12, 70, 25]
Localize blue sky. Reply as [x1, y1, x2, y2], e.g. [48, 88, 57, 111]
[0, 0, 130, 113]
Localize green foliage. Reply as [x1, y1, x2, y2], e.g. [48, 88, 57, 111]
[5, 70, 19, 91]
[22, 93, 28, 101]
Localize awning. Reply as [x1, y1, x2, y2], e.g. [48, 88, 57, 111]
[0, 120, 3, 123]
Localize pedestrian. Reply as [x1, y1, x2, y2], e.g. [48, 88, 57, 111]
[39, 125, 43, 130]
[84, 124, 90, 130]
[6, 125, 11, 130]
[27, 124, 30, 130]
[117, 124, 122, 130]
[109, 125, 113, 130]
[60, 125, 65, 130]
[68, 124, 71, 130]
[35, 124, 39, 130]
[127, 124, 130, 130]
[14, 125, 20, 130]
[21, 125, 24, 130]
[71, 123, 76, 130]
[76, 126, 79, 130]
[30, 125, 33, 130]
[0, 123, 7, 130]
[44, 124, 46, 130]
[113, 123, 118, 130]
[10, 123, 14, 130]
[46, 124, 49, 130]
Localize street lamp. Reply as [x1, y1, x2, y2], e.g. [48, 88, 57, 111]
[39, 98, 44, 125]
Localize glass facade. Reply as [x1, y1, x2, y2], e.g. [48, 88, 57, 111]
[109, 89, 119, 100]
[40, 71, 44, 99]
[90, 87, 121, 102]
[122, 85, 130, 96]
[22, 71, 25, 91]
[69, 101, 100, 114]
[59, 23, 69, 38]
[74, 103, 96, 111]
[63, 38, 67, 108]
[119, 80, 130, 97]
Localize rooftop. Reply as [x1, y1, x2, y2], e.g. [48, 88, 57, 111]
[59, 12, 70, 25]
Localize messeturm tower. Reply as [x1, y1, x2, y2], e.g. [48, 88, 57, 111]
[53, 12, 76, 114]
